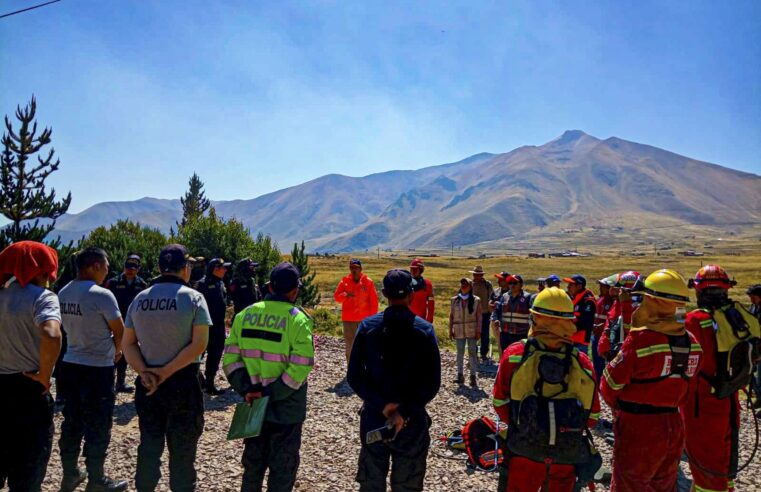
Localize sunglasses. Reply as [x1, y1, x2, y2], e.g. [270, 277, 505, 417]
[125, 264, 139, 270]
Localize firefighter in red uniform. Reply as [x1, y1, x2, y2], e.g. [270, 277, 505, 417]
[683, 265, 761, 492]
[592, 274, 617, 381]
[598, 271, 641, 361]
[563, 275, 597, 354]
[409, 258, 435, 323]
[601, 269, 703, 492]
[493, 287, 600, 492]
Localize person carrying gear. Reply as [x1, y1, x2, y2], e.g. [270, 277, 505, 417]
[591, 274, 618, 382]
[683, 265, 761, 492]
[223, 262, 315, 492]
[470, 266, 495, 364]
[409, 258, 435, 323]
[0, 241, 62, 491]
[601, 269, 703, 492]
[490, 272, 512, 355]
[748, 284, 761, 410]
[57, 248, 128, 492]
[493, 287, 600, 492]
[563, 275, 597, 355]
[196, 257, 231, 395]
[228, 258, 262, 316]
[333, 258, 379, 361]
[122, 244, 211, 492]
[348, 269, 441, 492]
[598, 271, 642, 362]
[491, 275, 532, 355]
[449, 278, 482, 387]
[105, 254, 148, 393]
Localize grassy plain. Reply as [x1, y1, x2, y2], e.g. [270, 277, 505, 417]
[308, 252, 761, 348]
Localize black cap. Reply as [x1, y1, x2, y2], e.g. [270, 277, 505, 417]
[208, 258, 232, 269]
[159, 244, 195, 273]
[350, 258, 362, 266]
[383, 269, 413, 299]
[747, 284, 761, 297]
[563, 274, 587, 288]
[270, 262, 301, 294]
[125, 254, 141, 268]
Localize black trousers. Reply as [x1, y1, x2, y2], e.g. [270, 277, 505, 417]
[115, 357, 128, 386]
[357, 412, 431, 492]
[204, 324, 226, 384]
[58, 362, 116, 479]
[241, 421, 303, 492]
[479, 313, 492, 358]
[134, 364, 204, 492]
[499, 332, 527, 356]
[0, 373, 54, 492]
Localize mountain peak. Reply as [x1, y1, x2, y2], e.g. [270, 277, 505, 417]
[542, 129, 600, 151]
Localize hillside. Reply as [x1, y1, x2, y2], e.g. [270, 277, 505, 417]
[48, 132, 761, 250]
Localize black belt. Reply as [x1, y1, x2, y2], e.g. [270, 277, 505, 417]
[618, 400, 678, 414]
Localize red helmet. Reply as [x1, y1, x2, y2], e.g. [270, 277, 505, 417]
[691, 265, 735, 291]
[616, 270, 641, 290]
[409, 258, 425, 271]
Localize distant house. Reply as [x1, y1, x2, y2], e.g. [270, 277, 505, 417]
[681, 250, 705, 257]
[528, 253, 545, 258]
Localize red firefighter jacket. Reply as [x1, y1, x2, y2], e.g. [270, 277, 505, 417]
[598, 299, 634, 359]
[571, 289, 597, 345]
[492, 340, 600, 427]
[594, 294, 615, 338]
[410, 277, 435, 323]
[601, 328, 702, 410]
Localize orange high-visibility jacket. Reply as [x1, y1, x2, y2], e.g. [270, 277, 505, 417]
[333, 274, 379, 322]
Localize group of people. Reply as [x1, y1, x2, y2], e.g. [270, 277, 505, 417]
[1, 240, 760, 492]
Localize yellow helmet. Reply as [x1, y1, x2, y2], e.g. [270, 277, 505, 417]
[642, 269, 690, 304]
[530, 287, 575, 319]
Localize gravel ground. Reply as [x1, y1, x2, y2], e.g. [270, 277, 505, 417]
[22, 335, 761, 491]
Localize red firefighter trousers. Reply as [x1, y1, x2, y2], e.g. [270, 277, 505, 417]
[506, 456, 575, 492]
[611, 412, 684, 492]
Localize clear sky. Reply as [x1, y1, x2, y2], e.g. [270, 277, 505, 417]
[1, 0, 759, 214]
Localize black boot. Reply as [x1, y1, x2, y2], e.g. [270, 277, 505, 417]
[114, 378, 134, 393]
[470, 374, 478, 388]
[85, 476, 128, 492]
[60, 468, 87, 492]
[205, 380, 225, 396]
[455, 373, 464, 385]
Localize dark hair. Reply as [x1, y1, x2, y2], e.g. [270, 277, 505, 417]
[458, 282, 475, 314]
[76, 247, 108, 272]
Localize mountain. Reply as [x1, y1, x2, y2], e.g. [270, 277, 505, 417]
[48, 132, 761, 250]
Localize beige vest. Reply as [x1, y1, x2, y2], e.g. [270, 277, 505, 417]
[450, 295, 481, 338]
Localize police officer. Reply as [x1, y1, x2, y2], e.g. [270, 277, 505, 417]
[228, 258, 262, 315]
[196, 257, 231, 395]
[348, 269, 441, 492]
[105, 253, 148, 393]
[0, 241, 62, 491]
[223, 262, 314, 492]
[57, 248, 128, 492]
[122, 244, 211, 492]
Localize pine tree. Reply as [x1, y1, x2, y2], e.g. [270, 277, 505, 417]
[291, 240, 320, 308]
[179, 172, 210, 226]
[0, 96, 72, 248]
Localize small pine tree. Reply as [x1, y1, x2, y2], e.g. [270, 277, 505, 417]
[0, 96, 72, 248]
[179, 172, 210, 226]
[291, 240, 320, 308]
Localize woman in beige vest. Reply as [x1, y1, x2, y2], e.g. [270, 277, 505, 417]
[449, 278, 482, 387]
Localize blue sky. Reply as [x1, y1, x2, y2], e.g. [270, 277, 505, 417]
[1, 0, 759, 214]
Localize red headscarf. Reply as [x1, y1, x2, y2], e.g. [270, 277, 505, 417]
[0, 241, 59, 287]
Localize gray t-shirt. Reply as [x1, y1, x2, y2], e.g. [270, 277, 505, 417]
[0, 281, 62, 374]
[125, 280, 212, 367]
[59, 280, 122, 367]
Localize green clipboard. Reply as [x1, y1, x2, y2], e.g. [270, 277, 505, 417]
[227, 396, 270, 440]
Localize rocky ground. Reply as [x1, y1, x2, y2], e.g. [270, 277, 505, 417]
[26, 335, 761, 491]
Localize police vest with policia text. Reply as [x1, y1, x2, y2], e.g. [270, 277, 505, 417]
[507, 338, 596, 465]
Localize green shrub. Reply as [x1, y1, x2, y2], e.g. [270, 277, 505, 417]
[311, 307, 342, 336]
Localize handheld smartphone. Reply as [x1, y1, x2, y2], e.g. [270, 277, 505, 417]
[366, 424, 397, 445]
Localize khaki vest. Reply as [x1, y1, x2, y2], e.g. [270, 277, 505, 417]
[451, 296, 481, 338]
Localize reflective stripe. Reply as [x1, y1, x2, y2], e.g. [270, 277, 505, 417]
[289, 354, 314, 366]
[690, 344, 703, 352]
[240, 349, 288, 363]
[508, 356, 523, 363]
[636, 344, 672, 357]
[223, 362, 245, 377]
[595, 314, 608, 320]
[493, 397, 509, 407]
[225, 344, 241, 355]
[603, 368, 625, 390]
[549, 402, 556, 445]
[583, 368, 594, 378]
[589, 412, 600, 420]
[694, 485, 728, 492]
[282, 372, 303, 390]
[250, 375, 278, 386]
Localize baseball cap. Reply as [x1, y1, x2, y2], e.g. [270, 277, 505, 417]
[209, 258, 232, 269]
[546, 274, 561, 285]
[270, 262, 301, 294]
[383, 269, 414, 299]
[125, 254, 141, 268]
[494, 271, 511, 280]
[747, 284, 761, 297]
[350, 258, 362, 267]
[563, 274, 587, 287]
[508, 274, 523, 284]
[159, 244, 196, 273]
[409, 258, 424, 269]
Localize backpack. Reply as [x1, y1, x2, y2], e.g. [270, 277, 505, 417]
[629, 332, 693, 384]
[701, 302, 761, 399]
[460, 416, 505, 471]
[507, 338, 596, 465]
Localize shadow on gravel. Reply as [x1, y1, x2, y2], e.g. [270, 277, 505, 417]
[204, 390, 242, 412]
[114, 401, 137, 426]
[326, 379, 355, 397]
[454, 385, 489, 403]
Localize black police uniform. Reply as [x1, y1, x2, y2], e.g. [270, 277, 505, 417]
[105, 273, 147, 389]
[347, 271, 441, 492]
[195, 274, 228, 389]
[228, 275, 262, 315]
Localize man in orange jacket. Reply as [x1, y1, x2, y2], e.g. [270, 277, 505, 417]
[333, 259, 379, 361]
[601, 269, 702, 492]
[409, 258, 435, 323]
